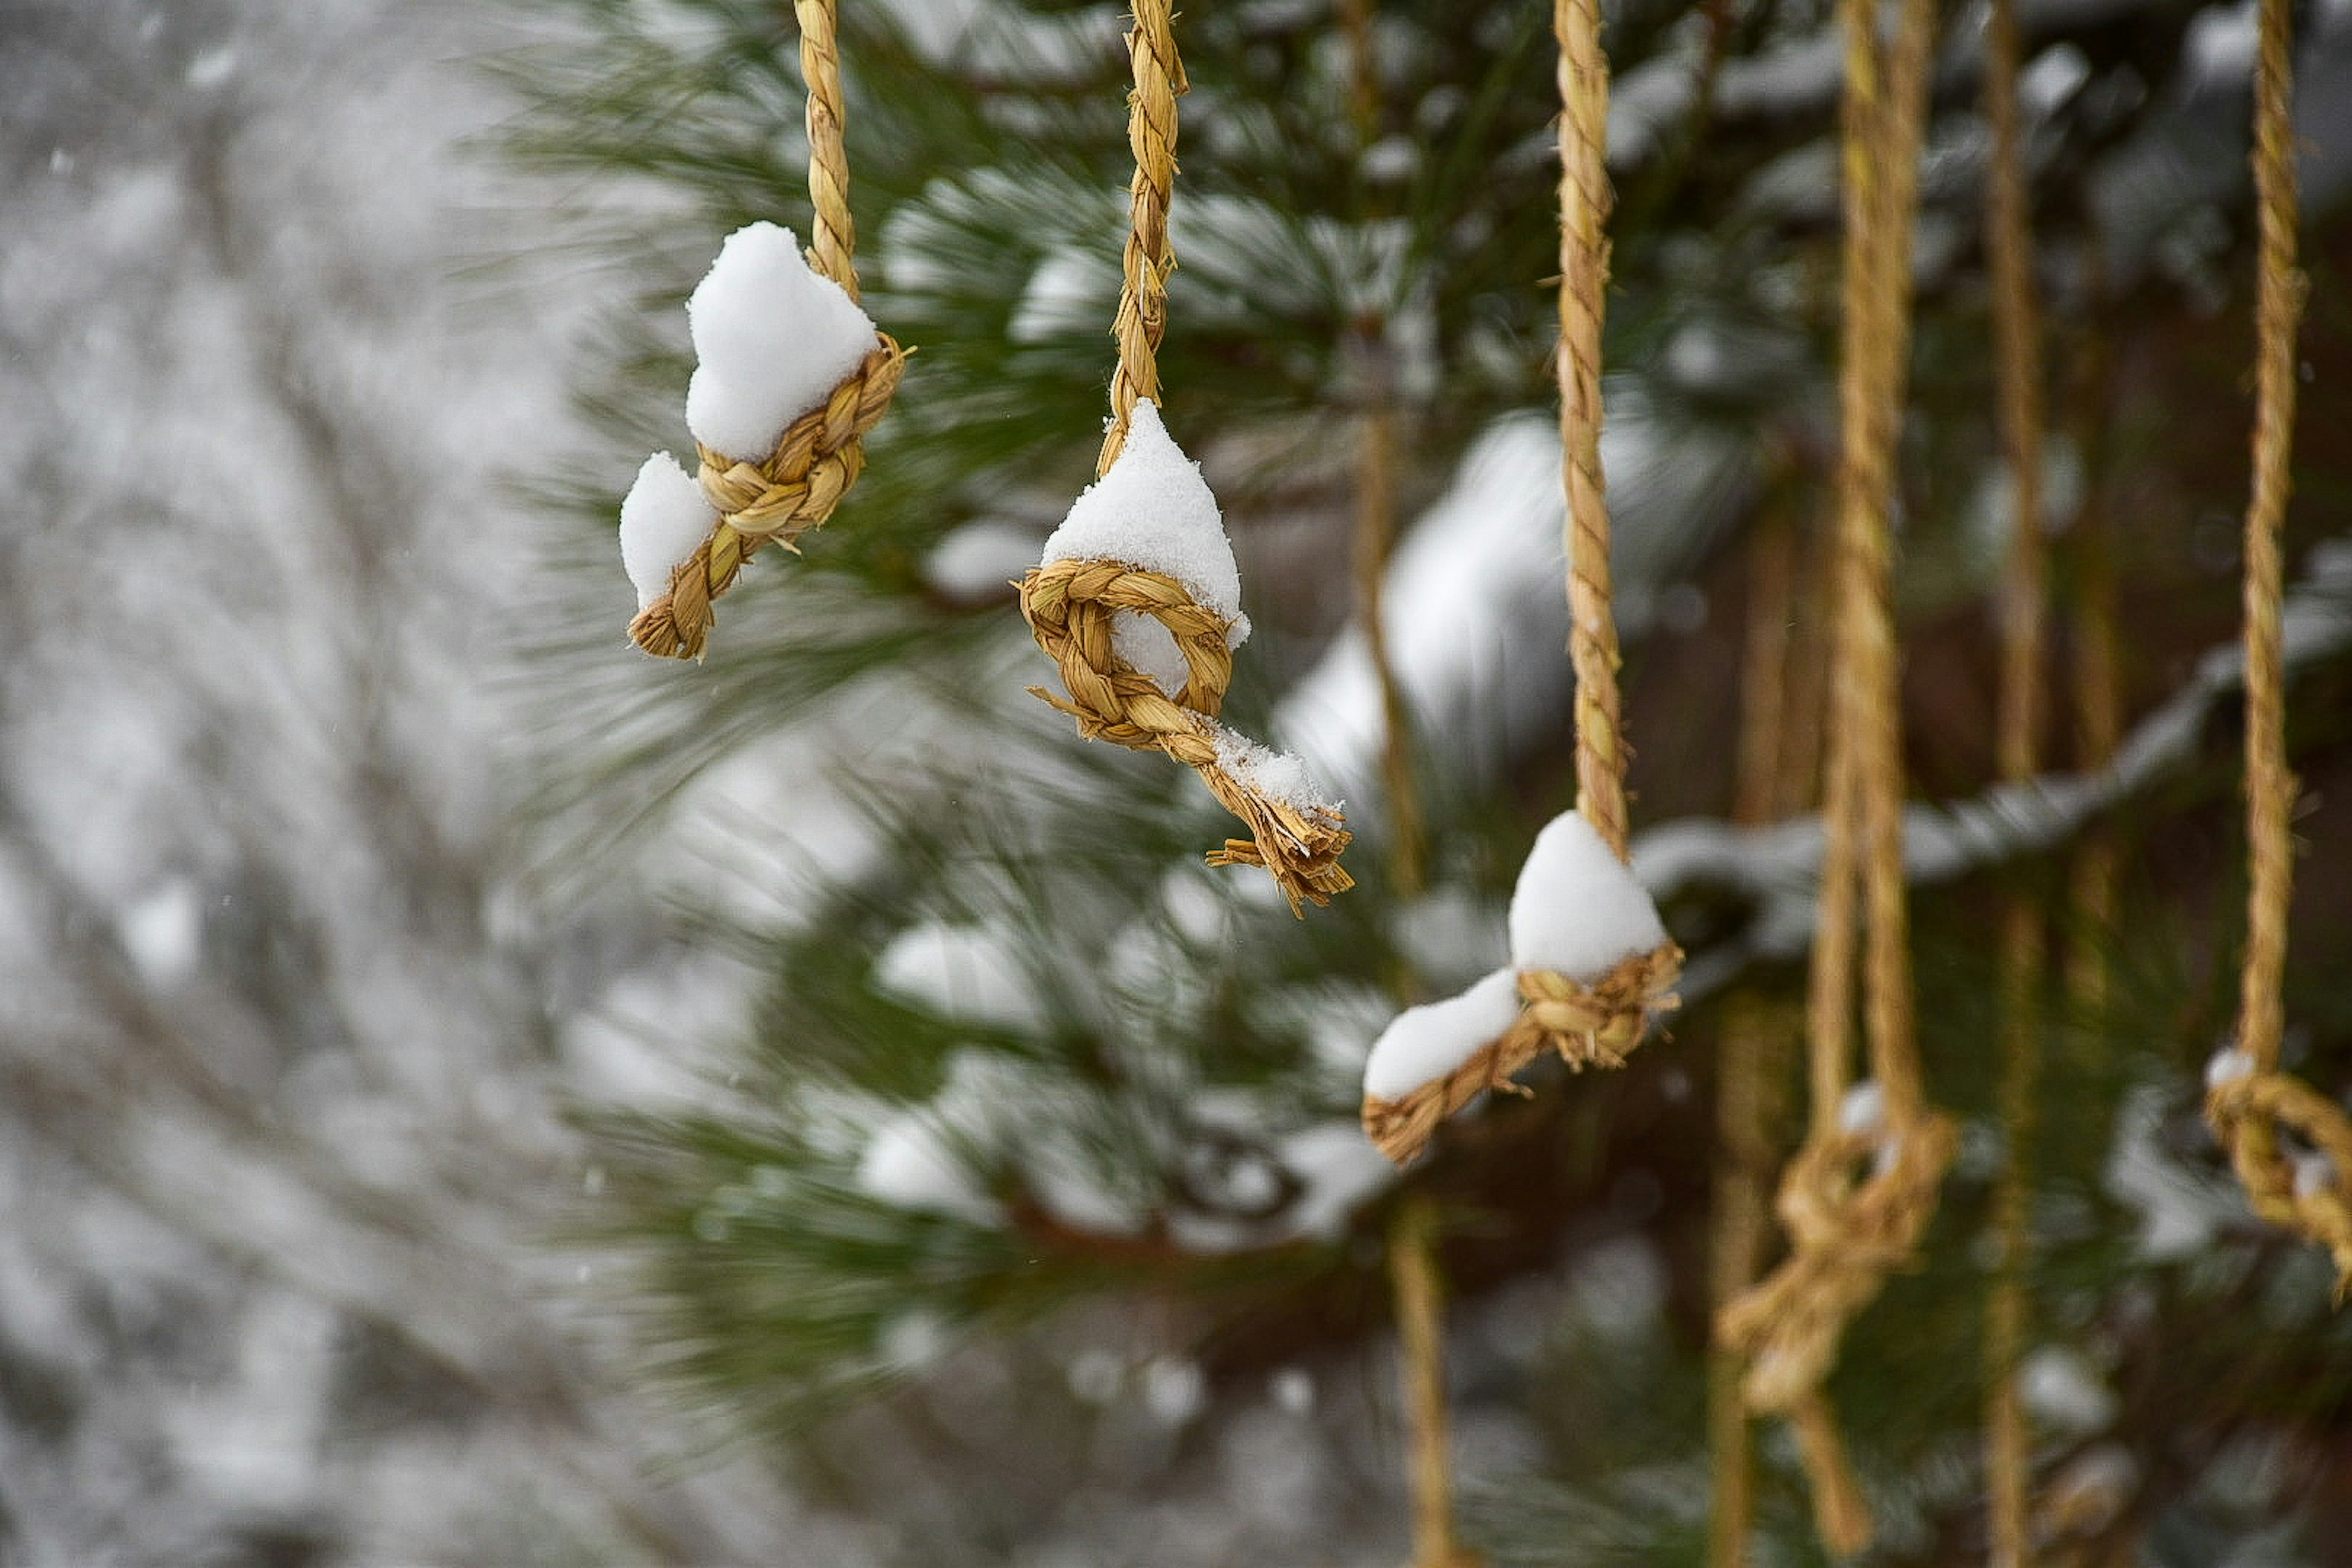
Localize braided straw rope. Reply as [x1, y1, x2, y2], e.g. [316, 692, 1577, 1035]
[1981, 0, 2050, 1554]
[1019, 560, 1354, 915]
[1019, 6, 1352, 914]
[1707, 498, 1817, 1568]
[1717, 0, 1950, 1550]
[2207, 0, 2352, 1300]
[1099, 0, 1186, 475]
[1359, 0, 1686, 1167]
[628, 0, 904, 660]
[1361, 942, 1683, 1166]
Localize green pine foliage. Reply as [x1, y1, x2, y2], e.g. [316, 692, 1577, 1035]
[503, 1, 2352, 1560]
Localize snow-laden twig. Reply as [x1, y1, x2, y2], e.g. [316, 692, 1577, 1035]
[1637, 537, 2352, 1004]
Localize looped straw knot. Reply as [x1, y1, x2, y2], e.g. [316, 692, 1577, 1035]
[1359, 941, 1683, 1167]
[1717, 1108, 1955, 1414]
[1017, 557, 1352, 916]
[629, 334, 907, 660]
[2207, 1068, 2352, 1298]
[1509, 943, 1684, 1071]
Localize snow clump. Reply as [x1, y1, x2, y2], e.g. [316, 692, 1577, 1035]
[1213, 724, 1338, 814]
[1040, 400, 1250, 696]
[1362, 967, 1524, 1101]
[618, 453, 718, 609]
[1507, 810, 1670, 981]
[685, 221, 878, 459]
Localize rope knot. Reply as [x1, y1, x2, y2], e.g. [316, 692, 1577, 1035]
[1510, 943, 1683, 1072]
[1017, 557, 1352, 915]
[1359, 942, 1682, 1167]
[2207, 1066, 2352, 1299]
[630, 334, 906, 660]
[1717, 1107, 1955, 1413]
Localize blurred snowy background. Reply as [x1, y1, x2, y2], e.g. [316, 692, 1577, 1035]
[9, 0, 2352, 1564]
[0, 1, 844, 1559]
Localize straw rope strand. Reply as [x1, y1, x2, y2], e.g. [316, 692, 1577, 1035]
[2206, 0, 2352, 1296]
[794, 0, 859, 298]
[1718, 0, 1951, 1550]
[626, 0, 903, 658]
[1099, 0, 1185, 475]
[1558, 0, 1629, 861]
[1981, 0, 2051, 1553]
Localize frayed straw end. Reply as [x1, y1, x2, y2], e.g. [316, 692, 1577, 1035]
[1790, 1394, 1874, 1558]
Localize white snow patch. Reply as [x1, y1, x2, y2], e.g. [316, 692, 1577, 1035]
[1272, 1121, 1397, 1238]
[618, 453, 717, 610]
[2204, 1045, 2256, 1089]
[1040, 400, 1249, 696]
[2021, 1346, 2119, 1434]
[873, 921, 1049, 1033]
[1270, 1366, 1315, 1415]
[855, 1115, 999, 1224]
[1839, 1080, 1888, 1139]
[119, 878, 202, 987]
[1140, 1356, 1206, 1425]
[1362, 967, 1524, 1101]
[2294, 1151, 2338, 1200]
[1212, 724, 1339, 813]
[2185, 0, 2259, 88]
[924, 518, 1041, 601]
[684, 222, 878, 459]
[1506, 810, 1670, 981]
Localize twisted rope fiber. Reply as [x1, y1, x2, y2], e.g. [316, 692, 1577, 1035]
[1019, 6, 1352, 913]
[1099, 0, 1185, 476]
[1390, 1197, 1478, 1568]
[1359, 0, 1687, 1167]
[1559, 0, 1629, 861]
[627, 0, 903, 659]
[1361, 942, 1683, 1165]
[2208, 0, 2352, 1297]
[1981, 0, 2050, 1554]
[1717, 0, 1951, 1549]
[1019, 560, 1354, 914]
[1706, 502, 1814, 1568]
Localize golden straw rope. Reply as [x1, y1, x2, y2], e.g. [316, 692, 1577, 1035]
[1098, 0, 1186, 475]
[628, 0, 904, 659]
[2065, 312, 2120, 1016]
[1982, 0, 2049, 1553]
[1717, 0, 1951, 1549]
[1338, 9, 1465, 1548]
[1390, 1196, 1479, 1568]
[2206, 0, 2352, 1298]
[1558, 0, 1628, 861]
[1018, 6, 1351, 913]
[1706, 497, 1815, 1568]
[1361, 0, 1686, 1166]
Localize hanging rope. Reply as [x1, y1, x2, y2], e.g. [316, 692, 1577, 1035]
[1359, 0, 1684, 1163]
[1717, 0, 1953, 1549]
[1559, 0, 1627, 859]
[628, 0, 905, 659]
[1981, 0, 2049, 1554]
[1098, 0, 1186, 475]
[1706, 494, 1815, 1568]
[1017, 5, 1352, 913]
[2065, 304, 2120, 1016]
[2206, 0, 2352, 1297]
[1390, 1197, 1477, 1568]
